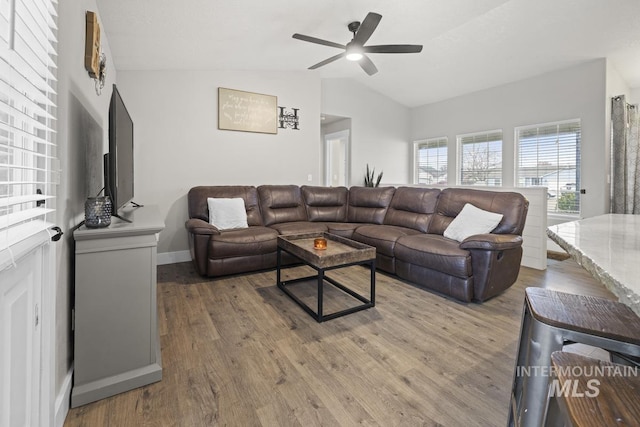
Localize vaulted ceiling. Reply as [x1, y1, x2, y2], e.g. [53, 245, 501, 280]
[96, 0, 640, 107]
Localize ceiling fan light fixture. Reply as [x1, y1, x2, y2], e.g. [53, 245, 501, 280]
[345, 43, 363, 61]
[293, 12, 423, 75]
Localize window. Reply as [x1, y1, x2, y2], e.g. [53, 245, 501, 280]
[414, 137, 448, 185]
[458, 130, 503, 186]
[0, 0, 58, 251]
[516, 120, 581, 215]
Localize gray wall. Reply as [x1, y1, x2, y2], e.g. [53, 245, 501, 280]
[322, 79, 411, 186]
[57, 0, 117, 401]
[410, 59, 609, 220]
[117, 70, 321, 254]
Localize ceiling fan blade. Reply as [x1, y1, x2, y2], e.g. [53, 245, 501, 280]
[293, 33, 345, 49]
[364, 44, 423, 54]
[353, 12, 382, 45]
[308, 52, 346, 70]
[359, 55, 378, 76]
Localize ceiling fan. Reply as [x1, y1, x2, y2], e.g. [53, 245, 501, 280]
[292, 12, 423, 76]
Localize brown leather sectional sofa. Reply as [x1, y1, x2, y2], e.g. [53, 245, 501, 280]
[185, 185, 529, 302]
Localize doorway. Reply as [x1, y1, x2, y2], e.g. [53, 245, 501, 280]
[324, 130, 349, 187]
[321, 115, 351, 187]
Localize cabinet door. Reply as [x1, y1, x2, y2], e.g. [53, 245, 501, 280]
[0, 248, 42, 427]
[75, 245, 153, 384]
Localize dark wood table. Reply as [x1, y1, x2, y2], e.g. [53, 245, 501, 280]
[277, 232, 376, 322]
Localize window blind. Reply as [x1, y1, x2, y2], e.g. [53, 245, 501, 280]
[516, 120, 581, 215]
[0, 0, 58, 252]
[458, 130, 502, 186]
[415, 137, 448, 185]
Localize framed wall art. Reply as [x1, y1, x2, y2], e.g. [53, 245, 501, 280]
[218, 87, 278, 134]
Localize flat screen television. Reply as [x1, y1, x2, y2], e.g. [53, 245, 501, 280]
[104, 84, 135, 220]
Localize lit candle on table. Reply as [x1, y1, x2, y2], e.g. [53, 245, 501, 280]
[314, 238, 327, 250]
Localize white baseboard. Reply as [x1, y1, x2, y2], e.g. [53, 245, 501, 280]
[55, 365, 73, 427]
[157, 250, 191, 265]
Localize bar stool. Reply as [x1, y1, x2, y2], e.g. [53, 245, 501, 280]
[545, 351, 640, 426]
[508, 287, 640, 427]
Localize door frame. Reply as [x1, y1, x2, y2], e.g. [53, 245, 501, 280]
[323, 129, 350, 187]
[41, 236, 56, 426]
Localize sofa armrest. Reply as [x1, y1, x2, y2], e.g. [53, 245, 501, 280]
[459, 234, 523, 251]
[185, 218, 220, 235]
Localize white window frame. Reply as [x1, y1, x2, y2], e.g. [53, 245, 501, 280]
[413, 137, 448, 185]
[456, 129, 503, 186]
[0, 0, 58, 256]
[514, 119, 581, 217]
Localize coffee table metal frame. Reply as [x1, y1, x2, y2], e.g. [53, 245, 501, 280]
[277, 232, 376, 323]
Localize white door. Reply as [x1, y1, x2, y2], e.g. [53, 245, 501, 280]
[0, 230, 56, 427]
[0, 243, 44, 427]
[324, 130, 350, 187]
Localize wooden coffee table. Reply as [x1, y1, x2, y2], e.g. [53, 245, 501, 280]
[277, 232, 376, 322]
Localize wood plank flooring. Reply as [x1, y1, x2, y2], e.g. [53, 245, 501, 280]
[64, 259, 615, 427]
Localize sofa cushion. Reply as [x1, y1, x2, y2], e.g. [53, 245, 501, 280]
[324, 222, 362, 239]
[268, 221, 328, 235]
[208, 226, 278, 259]
[443, 203, 503, 242]
[347, 186, 396, 224]
[258, 185, 307, 226]
[395, 234, 472, 279]
[384, 186, 440, 232]
[352, 225, 421, 257]
[207, 197, 248, 230]
[429, 188, 528, 236]
[188, 186, 263, 226]
[301, 186, 348, 222]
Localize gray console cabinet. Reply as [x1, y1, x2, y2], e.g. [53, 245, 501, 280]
[71, 205, 165, 407]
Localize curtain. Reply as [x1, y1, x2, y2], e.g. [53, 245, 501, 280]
[611, 95, 640, 214]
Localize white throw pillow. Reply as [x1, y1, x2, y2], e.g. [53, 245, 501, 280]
[207, 197, 248, 230]
[444, 203, 503, 242]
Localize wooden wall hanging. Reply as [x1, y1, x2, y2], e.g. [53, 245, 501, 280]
[84, 11, 101, 78]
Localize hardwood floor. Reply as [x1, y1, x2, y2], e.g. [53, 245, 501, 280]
[64, 259, 614, 427]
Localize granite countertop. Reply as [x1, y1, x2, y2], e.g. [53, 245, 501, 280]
[547, 214, 640, 316]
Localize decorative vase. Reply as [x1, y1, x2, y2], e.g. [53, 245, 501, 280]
[85, 196, 112, 228]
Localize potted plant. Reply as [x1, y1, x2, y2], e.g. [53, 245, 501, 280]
[364, 164, 383, 187]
